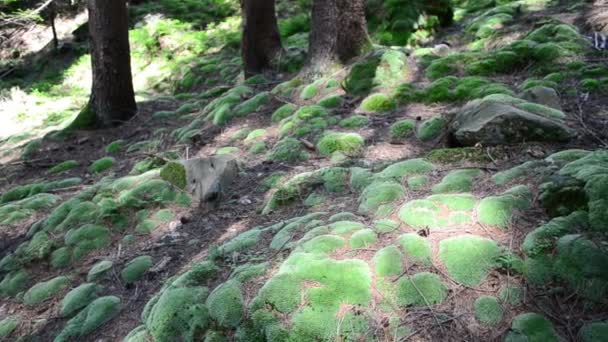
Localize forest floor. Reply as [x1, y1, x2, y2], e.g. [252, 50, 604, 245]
[1, 0, 608, 341]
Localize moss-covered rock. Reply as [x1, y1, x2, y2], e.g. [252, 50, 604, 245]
[272, 104, 298, 122]
[267, 138, 308, 163]
[64, 224, 110, 259]
[417, 116, 446, 141]
[359, 93, 397, 113]
[349, 229, 378, 249]
[300, 83, 319, 100]
[160, 162, 187, 189]
[0, 270, 30, 297]
[89, 157, 116, 174]
[474, 296, 503, 326]
[398, 233, 431, 265]
[492, 160, 547, 185]
[23, 275, 70, 306]
[499, 286, 524, 305]
[399, 194, 476, 229]
[376, 158, 435, 181]
[477, 185, 532, 228]
[318, 95, 343, 109]
[339, 115, 369, 129]
[55, 296, 121, 341]
[374, 246, 403, 277]
[302, 235, 346, 254]
[87, 260, 113, 282]
[374, 219, 399, 233]
[432, 169, 482, 193]
[505, 313, 559, 342]
[439, 235, 501, 286]
[0, 315, 19, 339]
[358, 181, 405, 216]
[396, 272, 447, 306]
[106, 140, 126, 154]
[49, 160, 79, 174]
[407, 175, 428, 190]
[221, 229, 261, 254]
[234, 92, 270, 117]
[206, 280, 244, 328]
[121, 255, 153, 284]
[60, 283, 101, 317]
[390, 119, 416, 140]
[317, 132, 364, 157]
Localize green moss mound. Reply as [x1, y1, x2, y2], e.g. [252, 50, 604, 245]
[358, 181, 405, 215]
[477, 186, 532, 228]
[0, 315, 19, 338]
[302, 235, 346, 254]
[0, 270, 30, 297]
[144, 286, 210, 342]
[55, 296, 121, 341]
[89, 157, 116, 174]
[221, 229, 261, 254]
[160, 162, 187, 189]
[407, 175, 428, 190]
[206, 280, 244, 328]
[432, 169, 482, 193]
[121, 255, 153, 284]
[398, 194, 476, 229]
[376, 158, 434, 181]
[499, 286, 524, 305]
[330, 220, 365, 234]
[49, 160, 79, 174]
[417, 116, 446, 141]
[317, 132, 364, 157]
[390, 119, 416, 139]
[579, 322, 608, 342]
[474, 296, 503, 326]
[106, 140, 126, 154]
[505, 313, 559, 342]
[61, 283, 101, 317]
[374, 219, 399, 233]
[350, 229, 378, 249]
[51, 247, 72, 269]
[359, 93, 397, 113]
[300, 83, 319, 100]
[234, 92, 270, 117]
[272, 104, 297, 122]
[492, 160, 546, 185]
[398, 233, 431, 265]
[64, 224, 110, 259]
[396, 272, 447, 306]
[439, 235, 501, 286]
[318, 95, 343, 109]
[374, 246, 404, 277]
[87, 260, 113, 282]
[267, 138, 308, 163]
[339, 115, 369, 128]
[23, 276, 70, 306]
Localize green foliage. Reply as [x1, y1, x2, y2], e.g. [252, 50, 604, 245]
[474, 296, 503, 326]
[432, 169, 482, 193]
[121, 256, 153, 283]
[505, 313, 558, 342]
[318, 95, 343, 109]
[300, 83, 319, 100]
[477, 186, 532, 228]
[0, 270, 30, 297]
[55, 296, 121, 341]
[350, 229, 378, 249]
[374, 246, 403, 277]
[417, 116, 446, 141]
[439, 235, 501, 286]
[390, 119, 416, 139]
[50, 247, 72, 269]
[359, 93, 397, 113]
[398, 233, 431, 265]
[316, 132, 364, 157]
[61, 283, 101, 317]
[272, 104, 297, 122]
[160, 162, 187, 189]
[145, 286, 210, 342]
[89, 157, 116, 174]
[206, 280, 244, 328]
[49, 160, 79, 174]
[396, 272, 447, 306]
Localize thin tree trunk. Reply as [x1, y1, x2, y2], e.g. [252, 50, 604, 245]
[71, 0, 136, 129]
[336, 0, 371, 62]
[306, 0, 338, 76]
[241, 0, 282, 77]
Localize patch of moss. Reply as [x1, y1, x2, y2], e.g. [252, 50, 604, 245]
[374, 246, 403, 277]
[492, 160, 546, 185]
[396, 272, 447, 306]
[49, 160, 79, 174]
[121, 255, 153, 284]
[267, 138, 308, 163]
[144, 287, 209, 342]
[329, 212, 357, 223]
[318, 95, 343, 109]
[206, 280, 244, 328]
[359, 93, 397, 113]
[234, 92, 270, 117]
[398, 194, 476, 229]
[272, 104, 297, 123]
[50, 247, 72, 269]
[300, 83, 319, 100]
[350, 167, 374, 191]
[374, 219, 399, 233]
[339, 115, 369, 128]
[579, 322, 608, 342]
[127, 140, 160, 154]
[87, 260, 113, 282]
[439, 235, 501, 286]
[317, 132, 364, 157]
[321, 167, 349, 193]
[221, 229, 261, 255]
[23, 276, 70, 306]
[358, 181, 405, 215]
[0, 315, 19, 339]
[0, 270, 30, 297]
[390, 119, 416, 140]
[64, 224, 110, 259]
[505, 313, 559, 342]
[89, 157, 116, 174]
[398, 233, 431, 265]
[61, 283, 101, 317]
[477, 185, 532, 228]
[474, 296, 503, 326]
[21, 139, 41, 159]
[407, 175, 428, 190]
[432, 169, 482, 193]
[117, 179, 178, 208]
[215, 146, 239, 155]
[417, 116, 446, 141]
[160, 162, 187, 189]
[350, 229, 378, 249]
[376, 158, 434, 181]
[55, 296, 121, 341]
[499, 286, 524, 305]
[302, 235, 346, 254]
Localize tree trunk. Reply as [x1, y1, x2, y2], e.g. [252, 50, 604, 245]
[241, 0, 282, 77]
[336, 0, 371, 62]
[71, 0, 136, 129]
[306, 0, 370, 75]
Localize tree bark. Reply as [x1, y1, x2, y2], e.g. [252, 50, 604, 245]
[306, 0, 370, 75]
[71, 0, 136, 129]
[241, 0, 282, 77]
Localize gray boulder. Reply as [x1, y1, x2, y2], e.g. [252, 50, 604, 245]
[449, 94, 575, 146]
[521, 86, 562, 110]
